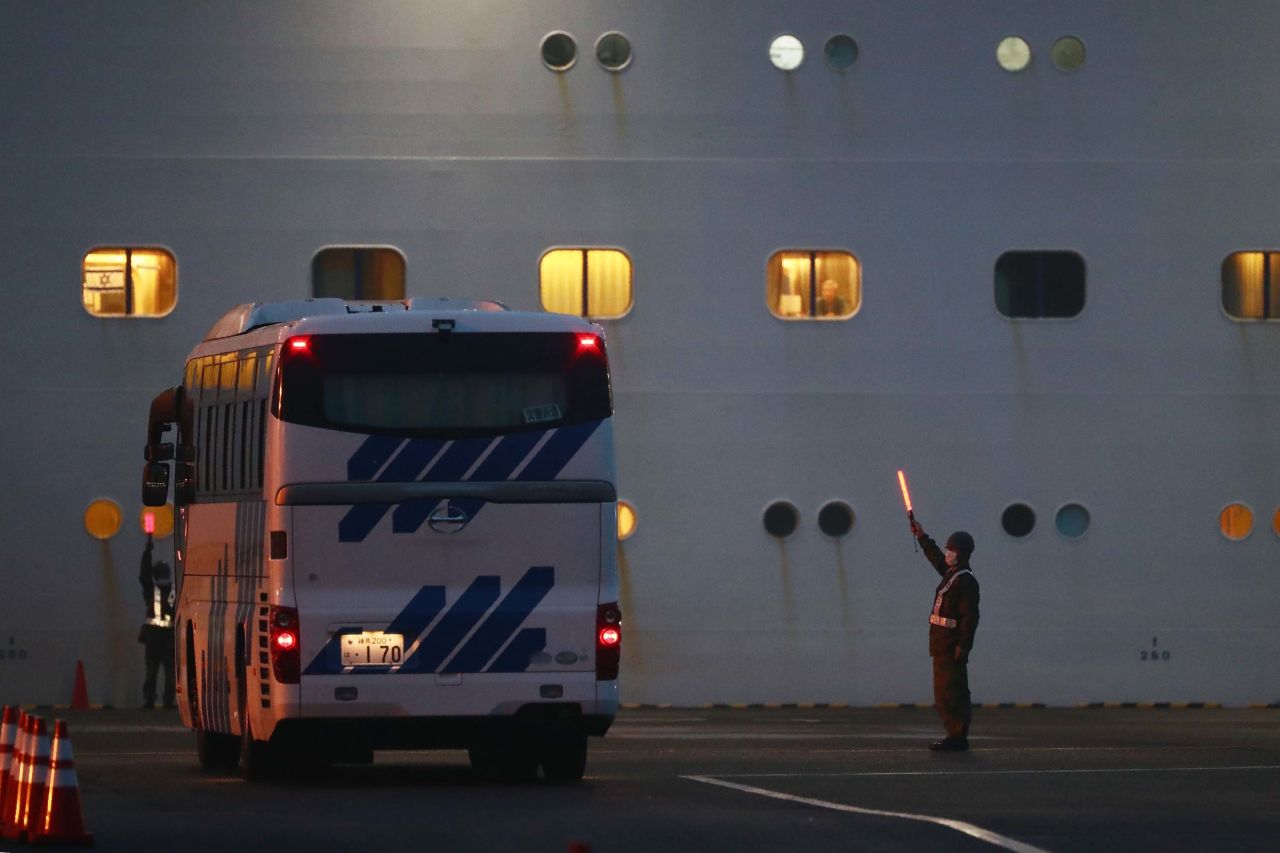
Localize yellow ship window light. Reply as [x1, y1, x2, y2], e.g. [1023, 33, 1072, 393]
[539, 248, 632, 319]
[84, 498, 123, 540]
[617, 501, 638, 541]
[312, 247, 405, 301]
[766, 250, 860, 320]
[1219, 503, 1254, 541]
[82, 248, 176, 317]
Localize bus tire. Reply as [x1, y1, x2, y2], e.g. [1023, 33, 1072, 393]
[240, 716, 275, 782]
[539, 730, 588, 784]
[196, 726, 239, 772]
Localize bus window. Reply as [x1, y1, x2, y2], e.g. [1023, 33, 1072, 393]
[274, 332, 612, 439]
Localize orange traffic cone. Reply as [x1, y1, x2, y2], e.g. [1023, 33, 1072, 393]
[0, 706, 16, 813]
[1, 713, 31, 840]
[71, 661, 91, 711]
[14, 716, 52, 843]
[31, 720, 93, 846]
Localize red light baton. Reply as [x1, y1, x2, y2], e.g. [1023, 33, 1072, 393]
[144, 512, 156, 535]
[897, 469, 918, 552]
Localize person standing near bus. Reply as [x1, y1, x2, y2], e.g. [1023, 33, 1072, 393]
[138, 534, 176, 709]
[909, 519, 980, 752]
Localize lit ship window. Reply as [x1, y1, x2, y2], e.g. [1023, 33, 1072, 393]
[769, 34, 804, 71]
[539, 248, 632, 319]
[1221, 251, 1280, 320]
[995, 251, 1085, 319]
[1219, 503, 1253, 541]
[997, 36, 1032, 72]
[82, 248, 176, 317]
[312, 247, 405, 300]
[618, 500, 638, 540]
[766, 250, 860, 320]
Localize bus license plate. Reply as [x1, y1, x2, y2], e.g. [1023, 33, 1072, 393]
[341, 632, 405, 667]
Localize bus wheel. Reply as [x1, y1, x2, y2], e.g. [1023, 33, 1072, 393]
[196, 726, 239, 772]
[240, 716, 275, 782]
[539, 730, 588, 784]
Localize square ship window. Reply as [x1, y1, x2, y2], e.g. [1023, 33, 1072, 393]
[766, 250, 860, 320]
[82, 248, 176, 317]
[1222, 251, 1280, 320]
[539, 248, 632, 319]
[995, 251, 1085, 318]
[312, 247, 405, 300]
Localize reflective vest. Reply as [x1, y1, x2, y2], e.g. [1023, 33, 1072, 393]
[929, 569, 972, 628]
[147, 584, 174, 629]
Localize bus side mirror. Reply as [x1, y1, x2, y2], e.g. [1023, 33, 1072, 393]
[143, 462, 170, 506]
[174, 462, 196, 506]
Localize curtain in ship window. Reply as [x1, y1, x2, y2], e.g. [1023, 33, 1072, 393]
[539, 248, 631, 318]
[1221, 251, 1280, 319]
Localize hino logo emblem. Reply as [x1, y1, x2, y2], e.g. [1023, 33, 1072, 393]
[426, 504, 469, 534]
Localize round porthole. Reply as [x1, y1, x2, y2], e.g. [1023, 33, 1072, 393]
[817, 501, 854, 538]
[823, 34, 858, 71]
[1001, 503, 1036, 537]
[763, 501, 800, 539]
[769, 34, 805, 71]
[996, 36, 1032, 72]
[84, 498, 123, 540]
[617, 500, 638, 541]
[541, 32, 578, 71]
[595, 31, 632, 71]
[1273, 507, 1280, 538]
[1055, 503, 1090, 538]
[1051, 36, 1086, 72]
[1219, 503, 1253, 541]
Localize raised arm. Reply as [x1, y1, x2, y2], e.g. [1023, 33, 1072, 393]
[910, 519, 948, 576]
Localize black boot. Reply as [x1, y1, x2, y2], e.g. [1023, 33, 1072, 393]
[928, 736, 969, 752]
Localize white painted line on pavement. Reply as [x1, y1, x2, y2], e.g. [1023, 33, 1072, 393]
[683, 775, 1050, 853]
[709, 764, 1280, 779]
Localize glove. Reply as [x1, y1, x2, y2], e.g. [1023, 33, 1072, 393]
[909, 519, 923, 538]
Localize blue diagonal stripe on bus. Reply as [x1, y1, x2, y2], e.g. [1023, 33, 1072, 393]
[301, 584, 446, 675]
[446, 429, 546, 521]
[391, 436, 495, 533]
[338, 438, 446, 542]
[347, 435, 405, 481]
[441, 566, 554, 673]
[514, 420, 601, 482]
[401, 575, 501, 672]
[487, 628, 547, 673]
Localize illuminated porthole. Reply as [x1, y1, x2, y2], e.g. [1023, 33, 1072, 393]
[596, 31, 632, 71]
[766, 250, 861, 320]
[824, 35, 858, 71]
[541, 32, 578, 71]
[618, 501, 638, 541]
[312, 247, 405, 300]
[769, 34, 804, 71]
[1001, 503, 1036, 537]
[996, 36, 1031, 72]
[1219, 503, 1254, 541]
[84, 498, 123, 540]
[139, 504, 175, 540]
[817, 501, 855, 538]
[82, 248, 176, 317]
[1051, 36, 1086, 72]
[1273, 508, 1280, 538]
[539, 248, 632, 319]
[1055, 503, 1090, 538]
[763, 501, 800, 539]
[1221, 251, 1280, 320]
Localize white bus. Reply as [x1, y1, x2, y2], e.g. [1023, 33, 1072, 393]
[142, 298, 621, 781]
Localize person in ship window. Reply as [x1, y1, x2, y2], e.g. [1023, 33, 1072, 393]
[814, 279, 848, 317]
[138, 534, 176, 709]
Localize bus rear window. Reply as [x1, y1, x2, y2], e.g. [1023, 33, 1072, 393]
[275, 332, 611, 438]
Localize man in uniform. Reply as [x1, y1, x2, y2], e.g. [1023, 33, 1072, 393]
[909, 518, 980, 751]
[138, 534, 176, 709]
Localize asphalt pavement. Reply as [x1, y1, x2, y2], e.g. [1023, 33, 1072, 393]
[15, 706, 1280, 852]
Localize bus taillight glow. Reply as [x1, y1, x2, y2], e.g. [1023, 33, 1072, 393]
[289, 337, 310, 351]
[274, 631, 297, 651]
[599, 627, 620, 646]
[577, 335, 599, 350]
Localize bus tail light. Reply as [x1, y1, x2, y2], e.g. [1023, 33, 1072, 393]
[269, 606, 301, 684]
[596, 603, 621, 681]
